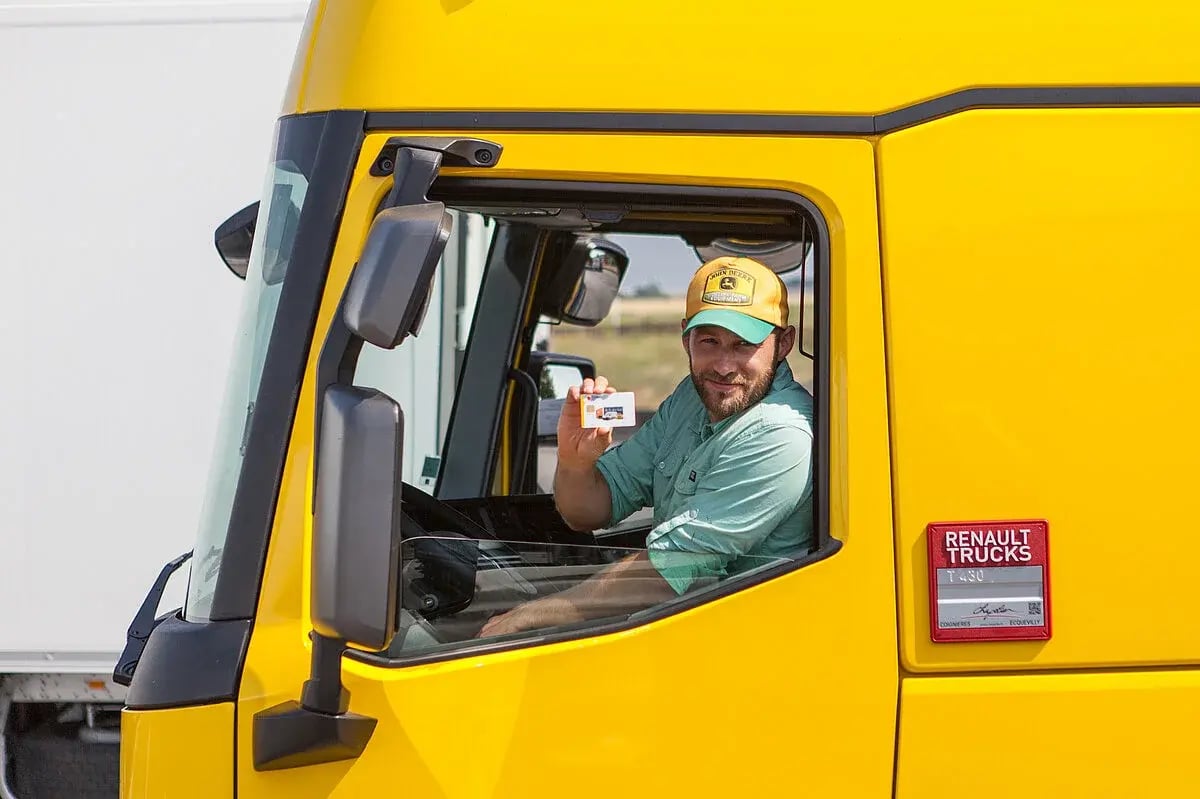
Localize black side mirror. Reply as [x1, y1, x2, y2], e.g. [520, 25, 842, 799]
[343, 202, 453, 348]
[540, 236, 628, 326]
[527, 352, 597, 438]
[509, 353, 596, 494]
[311, 386, 403, 650]
[214, 202, 259, 279]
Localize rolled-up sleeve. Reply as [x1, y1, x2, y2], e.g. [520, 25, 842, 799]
[646, 423, 813, 594]
[594, 393, 672, 526]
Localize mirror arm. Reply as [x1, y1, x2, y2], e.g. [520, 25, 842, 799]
[385, 147, 444, 208]
[374, 136, 503, 207]
[299, 633, 350, 715]
[252, 632, 376, 772]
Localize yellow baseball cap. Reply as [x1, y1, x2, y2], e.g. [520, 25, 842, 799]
[683, 256, 789, 344]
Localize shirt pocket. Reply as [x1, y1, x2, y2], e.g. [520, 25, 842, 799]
[652, 447, 685, 501]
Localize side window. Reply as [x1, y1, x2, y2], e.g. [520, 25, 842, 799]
[388, 533, 792, 657]
[374, 196, 826, 661]
[353, 211, 493, 492]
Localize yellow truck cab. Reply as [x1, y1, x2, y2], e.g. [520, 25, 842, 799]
[118, 2, 1200, 796]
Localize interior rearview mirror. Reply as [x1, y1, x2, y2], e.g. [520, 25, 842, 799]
[312, 385, 403, 651]
[213, 201, 259, 280]
[344, 202, 453, 349]
[541, 236, 628, 327]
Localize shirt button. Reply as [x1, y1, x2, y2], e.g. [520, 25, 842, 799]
[659, 461, 665, 468]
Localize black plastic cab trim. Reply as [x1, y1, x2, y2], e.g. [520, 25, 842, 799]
[365, 85, 1200, 137]
[124, 615, 251, 709]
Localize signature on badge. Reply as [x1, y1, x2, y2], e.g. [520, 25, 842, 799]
[971, 602, 1020, 618]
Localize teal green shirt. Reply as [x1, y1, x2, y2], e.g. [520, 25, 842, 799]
[595, 361, 815, 594]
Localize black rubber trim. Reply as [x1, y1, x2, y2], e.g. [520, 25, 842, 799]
[208, 111, 365, 621]
[124, 615, 251, 709]
[875, 85, 1200, 132]
[350, 538, 843, 669]
[369, 109, 875, 135]
[351, 179, 832, 669]
[365, 86, 1200, 136]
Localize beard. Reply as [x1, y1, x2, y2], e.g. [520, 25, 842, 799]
[689, 340, 780, 422]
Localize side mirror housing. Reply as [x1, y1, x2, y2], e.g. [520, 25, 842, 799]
[312, 385, 403, 651]
[214, 202, 259, 280]
[344, 203, 452, 348]
[541, 237, 628, 327]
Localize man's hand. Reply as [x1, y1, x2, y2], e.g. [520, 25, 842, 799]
[477, 595, 582, 638]
[553, 376, 619, 531]
[557, 376, 617, 472]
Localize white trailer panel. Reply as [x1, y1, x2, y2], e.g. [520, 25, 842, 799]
[0, 0, 307, 668]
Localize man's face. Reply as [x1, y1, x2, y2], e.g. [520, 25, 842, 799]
[684, 324, 796, 422]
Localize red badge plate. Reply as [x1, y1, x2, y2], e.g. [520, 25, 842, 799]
[927, 519, 1052, 642]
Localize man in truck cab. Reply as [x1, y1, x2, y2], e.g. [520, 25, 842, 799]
[480, 256, 815, 636]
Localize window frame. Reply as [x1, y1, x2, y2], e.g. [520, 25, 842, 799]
[348, 179, 835, 669]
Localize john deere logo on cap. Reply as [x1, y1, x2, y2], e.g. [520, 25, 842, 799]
[702, 268, 755, 306]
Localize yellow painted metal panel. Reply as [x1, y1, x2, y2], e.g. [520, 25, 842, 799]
[896, 671, 1200, 798]
[120, 703, 233, 798]
[288, 1, 1200, 116]
[278, 0, 324, 115]
[236, 132, 898, 797]
[880, 109, 1200, 671]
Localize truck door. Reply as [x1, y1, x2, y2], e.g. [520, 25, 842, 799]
[234, 129, 898, 798]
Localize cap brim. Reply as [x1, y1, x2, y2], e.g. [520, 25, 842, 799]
[683, 309, 774, 344]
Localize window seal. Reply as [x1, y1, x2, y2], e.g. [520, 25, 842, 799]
[361, 178, 833, 668]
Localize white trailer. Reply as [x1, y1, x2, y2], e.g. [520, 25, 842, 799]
[0, 2, 309, 795]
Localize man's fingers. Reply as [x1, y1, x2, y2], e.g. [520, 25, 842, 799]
[477, 615, 505, 638]
[479, 611, 529, 638]
[581, 376, 615, 396]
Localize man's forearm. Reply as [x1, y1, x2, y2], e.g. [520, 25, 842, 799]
[476, 552, 678, 637]
[553, 463, 613, 531]
[558, 552, 678, 618]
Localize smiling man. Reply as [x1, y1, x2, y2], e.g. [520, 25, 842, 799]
[479, 256, 815, 637]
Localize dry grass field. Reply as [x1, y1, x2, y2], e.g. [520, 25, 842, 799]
[545, 293, 815, 410]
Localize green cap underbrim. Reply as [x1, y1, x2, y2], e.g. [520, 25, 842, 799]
[683, 308, 774, 344]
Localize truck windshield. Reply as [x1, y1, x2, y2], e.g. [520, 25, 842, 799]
[186, 120, 321, 621]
